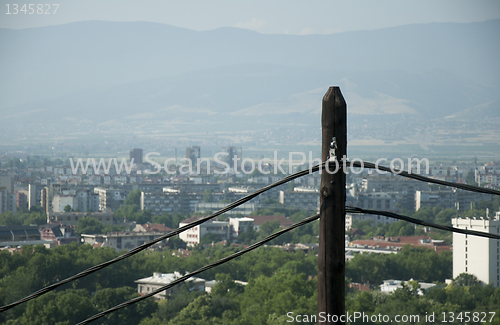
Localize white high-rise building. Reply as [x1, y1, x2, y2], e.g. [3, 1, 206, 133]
[452, 213, 500, 287]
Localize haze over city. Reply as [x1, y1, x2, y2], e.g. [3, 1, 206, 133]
[1, 0, 499, 159]
[1, 1, 500, 325]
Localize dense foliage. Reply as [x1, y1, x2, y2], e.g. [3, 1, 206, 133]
[346, 247, 452, 285]
[1, 194, 498, 324]
[345, 278, 500, 324]
[0, 240, 458, 324]
[0, 207, 47, 227]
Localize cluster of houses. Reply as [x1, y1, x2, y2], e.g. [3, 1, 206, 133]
[0, 213, 296, 253]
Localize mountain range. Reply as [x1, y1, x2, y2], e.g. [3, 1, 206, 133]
[1, 19, 499, 151]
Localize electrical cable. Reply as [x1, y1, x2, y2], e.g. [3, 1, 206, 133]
[0, 162, 326, 313]
[346, 206, 500, 240]
[75, 213, 321, 325]
[344, 160, 500, 196]
[2, 158, 498, 313]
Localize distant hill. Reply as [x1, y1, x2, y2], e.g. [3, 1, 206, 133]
[0, 20, 499, 144]
[445, 102, 500, 120]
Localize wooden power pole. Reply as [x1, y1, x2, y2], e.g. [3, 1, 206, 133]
[318, 86, 346, 324]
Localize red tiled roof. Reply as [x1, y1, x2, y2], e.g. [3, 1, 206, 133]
[139, 223, 173, 232]
[349, 283, 370, 292]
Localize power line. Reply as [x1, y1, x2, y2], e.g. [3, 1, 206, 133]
[346, 206, 500, 240]
[0, 162, 326, 313]
[2, 159, 498, 312]
[345, 160, 500, 196]
[75, 213, 321, 325]
[81, 205, 500, 324]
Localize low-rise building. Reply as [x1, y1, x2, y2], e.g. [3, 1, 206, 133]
[350, 236, 451, 253]
[134, 223, 173, 233]
[39, 223, 78, 246]
[81, 231, 167, 251]
[179, 216, 230, 246]
[380, 279, 436, 295]
[228, 217, 254, 241]
[0, 225, 52, 248]
[135, 272, 205, 300]
[247, 215, 294, 231]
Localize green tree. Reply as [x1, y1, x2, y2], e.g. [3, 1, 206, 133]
[237, 226, 257, 245]
[211, 274, 244, 298]
[92, 287, 157, 325]
[0, 210, 47, 226]
[23, 212, 47, 226]
[15, 289, 95, 325]
[169, 294, 238, 325]
[124, 189, 142, 207]
[199, 233, 223, 246]
[259, 220, 281, 237]
[465, 170, 477, 185]
[453, 273, 481, 287]
[63, 205, 72, 212]
[76, 217, 104, 235]
[152, 213, 186, 229]
[152, 284, 204, 323]
[0, 211, 23, 226]
[166, 236, 187, 250]
[238, 270, 317, 325]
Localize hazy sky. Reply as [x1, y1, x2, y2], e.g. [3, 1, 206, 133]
[1, 0, 499, 34]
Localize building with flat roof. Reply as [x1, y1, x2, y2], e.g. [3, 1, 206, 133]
[47, 212, 114, 226]
[279, 188, 319, 212]
[350, 236, 451, 253]
[130, 148, 143, 165]
[186, 146, 201, 165]
[179, 216, 230, 246]
[0, 225, 52, 248]
[81, 231, 167, 251]
[29, 184, 43, 209]
[452, 215, 500, 287]
[380, 279, 436, 295]
[228, 217, 254, 242]
[94, 187, 131, 211]
[135, 272, 205, 300]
